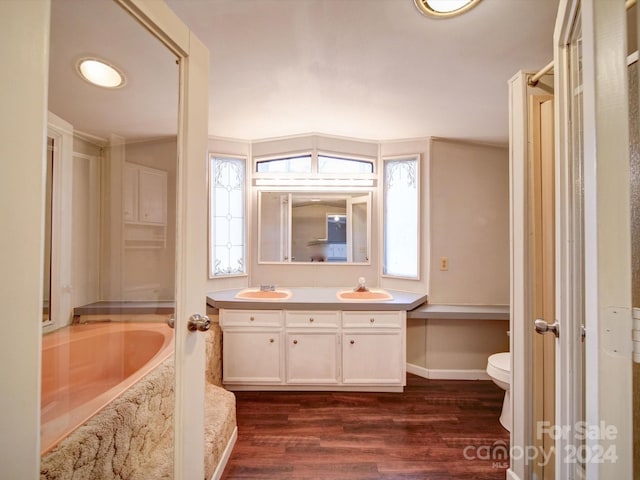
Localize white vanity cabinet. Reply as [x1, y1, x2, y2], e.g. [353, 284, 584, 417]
[220, 310, 284, 384]
[220, 308, 406, 391]
[342, 311, 405, 385]
[285, 311, 339, 384]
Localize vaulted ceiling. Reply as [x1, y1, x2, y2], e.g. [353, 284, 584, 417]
[49, 0, 560, 144]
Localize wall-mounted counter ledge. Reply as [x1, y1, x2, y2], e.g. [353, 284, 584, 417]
[408, 304, 509, 320]
[207, 288, 427, 311]
[72, 301, 175, 324]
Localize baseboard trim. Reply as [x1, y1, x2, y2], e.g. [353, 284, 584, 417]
[210, 426, 238, 480]
[406, 363, 491, 380]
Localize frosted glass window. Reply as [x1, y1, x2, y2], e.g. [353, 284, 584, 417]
[317, 155, 373, 174]
[256, 154, 312, 173]
[383, 157, 419, 278]
[210, 156, 246, 276]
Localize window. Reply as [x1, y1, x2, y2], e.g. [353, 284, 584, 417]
[256, 154, 312, 174]
[383, 156, 419, 278]
[254, 152, 374, 183]
[317, 154, 374, 174]
[209, 155, 246, 277]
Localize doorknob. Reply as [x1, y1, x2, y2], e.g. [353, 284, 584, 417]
[188, 314, 211, 332]
[534, 318, 559, 338]
[167, 316, 175, 329]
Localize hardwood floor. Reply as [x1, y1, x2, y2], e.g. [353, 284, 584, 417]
[221, 374, 510, 479]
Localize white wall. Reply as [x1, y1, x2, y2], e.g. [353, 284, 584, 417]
[408, 138, 510, 373]
[122, 138, 177, 300]
[0, 0, 49, 475]
[429, 138, 510, 305]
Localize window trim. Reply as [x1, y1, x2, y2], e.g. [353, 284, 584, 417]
[208, 153, 249, 279]
[380, 154, 421, 280]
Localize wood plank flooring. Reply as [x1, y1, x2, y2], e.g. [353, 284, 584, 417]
[221, 374, 510, 479]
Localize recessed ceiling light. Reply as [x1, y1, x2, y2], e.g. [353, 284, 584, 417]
[414, 0, 482, 18]
[76, 58, 126, 89]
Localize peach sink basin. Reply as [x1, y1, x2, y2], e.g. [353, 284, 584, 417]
[235, 289, 292, 300]
[337, 289, 393, 301]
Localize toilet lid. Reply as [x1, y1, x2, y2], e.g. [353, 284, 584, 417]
[487, 352, 510, 383]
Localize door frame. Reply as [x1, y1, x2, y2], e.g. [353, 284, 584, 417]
[508, 70, 555, 480]
[0, 0, 210, 478]
[116, 1, 210, 478]
[554, 0, 632, 479]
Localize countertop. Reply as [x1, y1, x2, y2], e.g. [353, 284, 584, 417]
[407, 304, 509, 320]
[207, 287, 428, 311]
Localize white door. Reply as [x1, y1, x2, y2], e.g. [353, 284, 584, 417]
[554, 1, 632, 478]
[0, 1, 210, 478]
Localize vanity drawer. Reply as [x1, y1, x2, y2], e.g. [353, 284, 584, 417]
[285, 310, 340, 328]
[221, 309, 283, 327]
[342, 311, 403, 329]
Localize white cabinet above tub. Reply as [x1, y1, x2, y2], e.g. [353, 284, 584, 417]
[123, 163, 168, 249]
[219, 308, 407, 392]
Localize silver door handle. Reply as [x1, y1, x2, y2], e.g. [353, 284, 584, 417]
[535, 318, 559, 338]
[167, 316, 175, 329]
[188, 314, 211, 332]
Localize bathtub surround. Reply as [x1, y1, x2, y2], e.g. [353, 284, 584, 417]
[41, 321, 236, 480]
[41, 357, 175, 479]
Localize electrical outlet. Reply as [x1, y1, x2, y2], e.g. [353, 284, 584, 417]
[440, 257, 449, 271]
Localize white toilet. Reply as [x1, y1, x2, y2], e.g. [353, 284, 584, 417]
[486, 352, 511, 432]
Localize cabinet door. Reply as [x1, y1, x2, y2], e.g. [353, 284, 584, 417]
[138, 167, 167, 224]
[123, 164, 138, 222]
[223, 330, 282, 384]
[342, 331, 403, 384]
[286, 331, 339, 384]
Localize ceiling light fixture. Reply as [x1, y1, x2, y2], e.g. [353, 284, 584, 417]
[76, 57, 126, 89]
[414, 0, 482, 18]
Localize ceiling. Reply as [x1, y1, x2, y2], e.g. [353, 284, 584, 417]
[49, 0, 560, 145]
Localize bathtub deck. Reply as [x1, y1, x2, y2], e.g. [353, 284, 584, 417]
[74, 300, 175, 315]
[73, 300, 175, 323]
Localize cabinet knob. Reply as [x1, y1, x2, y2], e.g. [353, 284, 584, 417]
[269, 338, 274, 343]
[370, 318, 375, 323]
[350, 340, 355, 345]
[309, 317, 314, 323]
[293, 339, 298, 345]
[250, 316, 255, 321]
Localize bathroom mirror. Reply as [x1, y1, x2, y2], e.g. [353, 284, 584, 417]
[43, 0, 180, 463]
[258, 191, 371, 263]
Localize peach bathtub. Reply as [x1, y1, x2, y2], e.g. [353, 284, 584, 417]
[40, 322, 174, 455]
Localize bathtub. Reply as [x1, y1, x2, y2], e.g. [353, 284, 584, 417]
[40, 321, 174, 455]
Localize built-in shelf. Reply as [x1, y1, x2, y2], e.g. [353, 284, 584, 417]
[123, 223, 166, 249]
